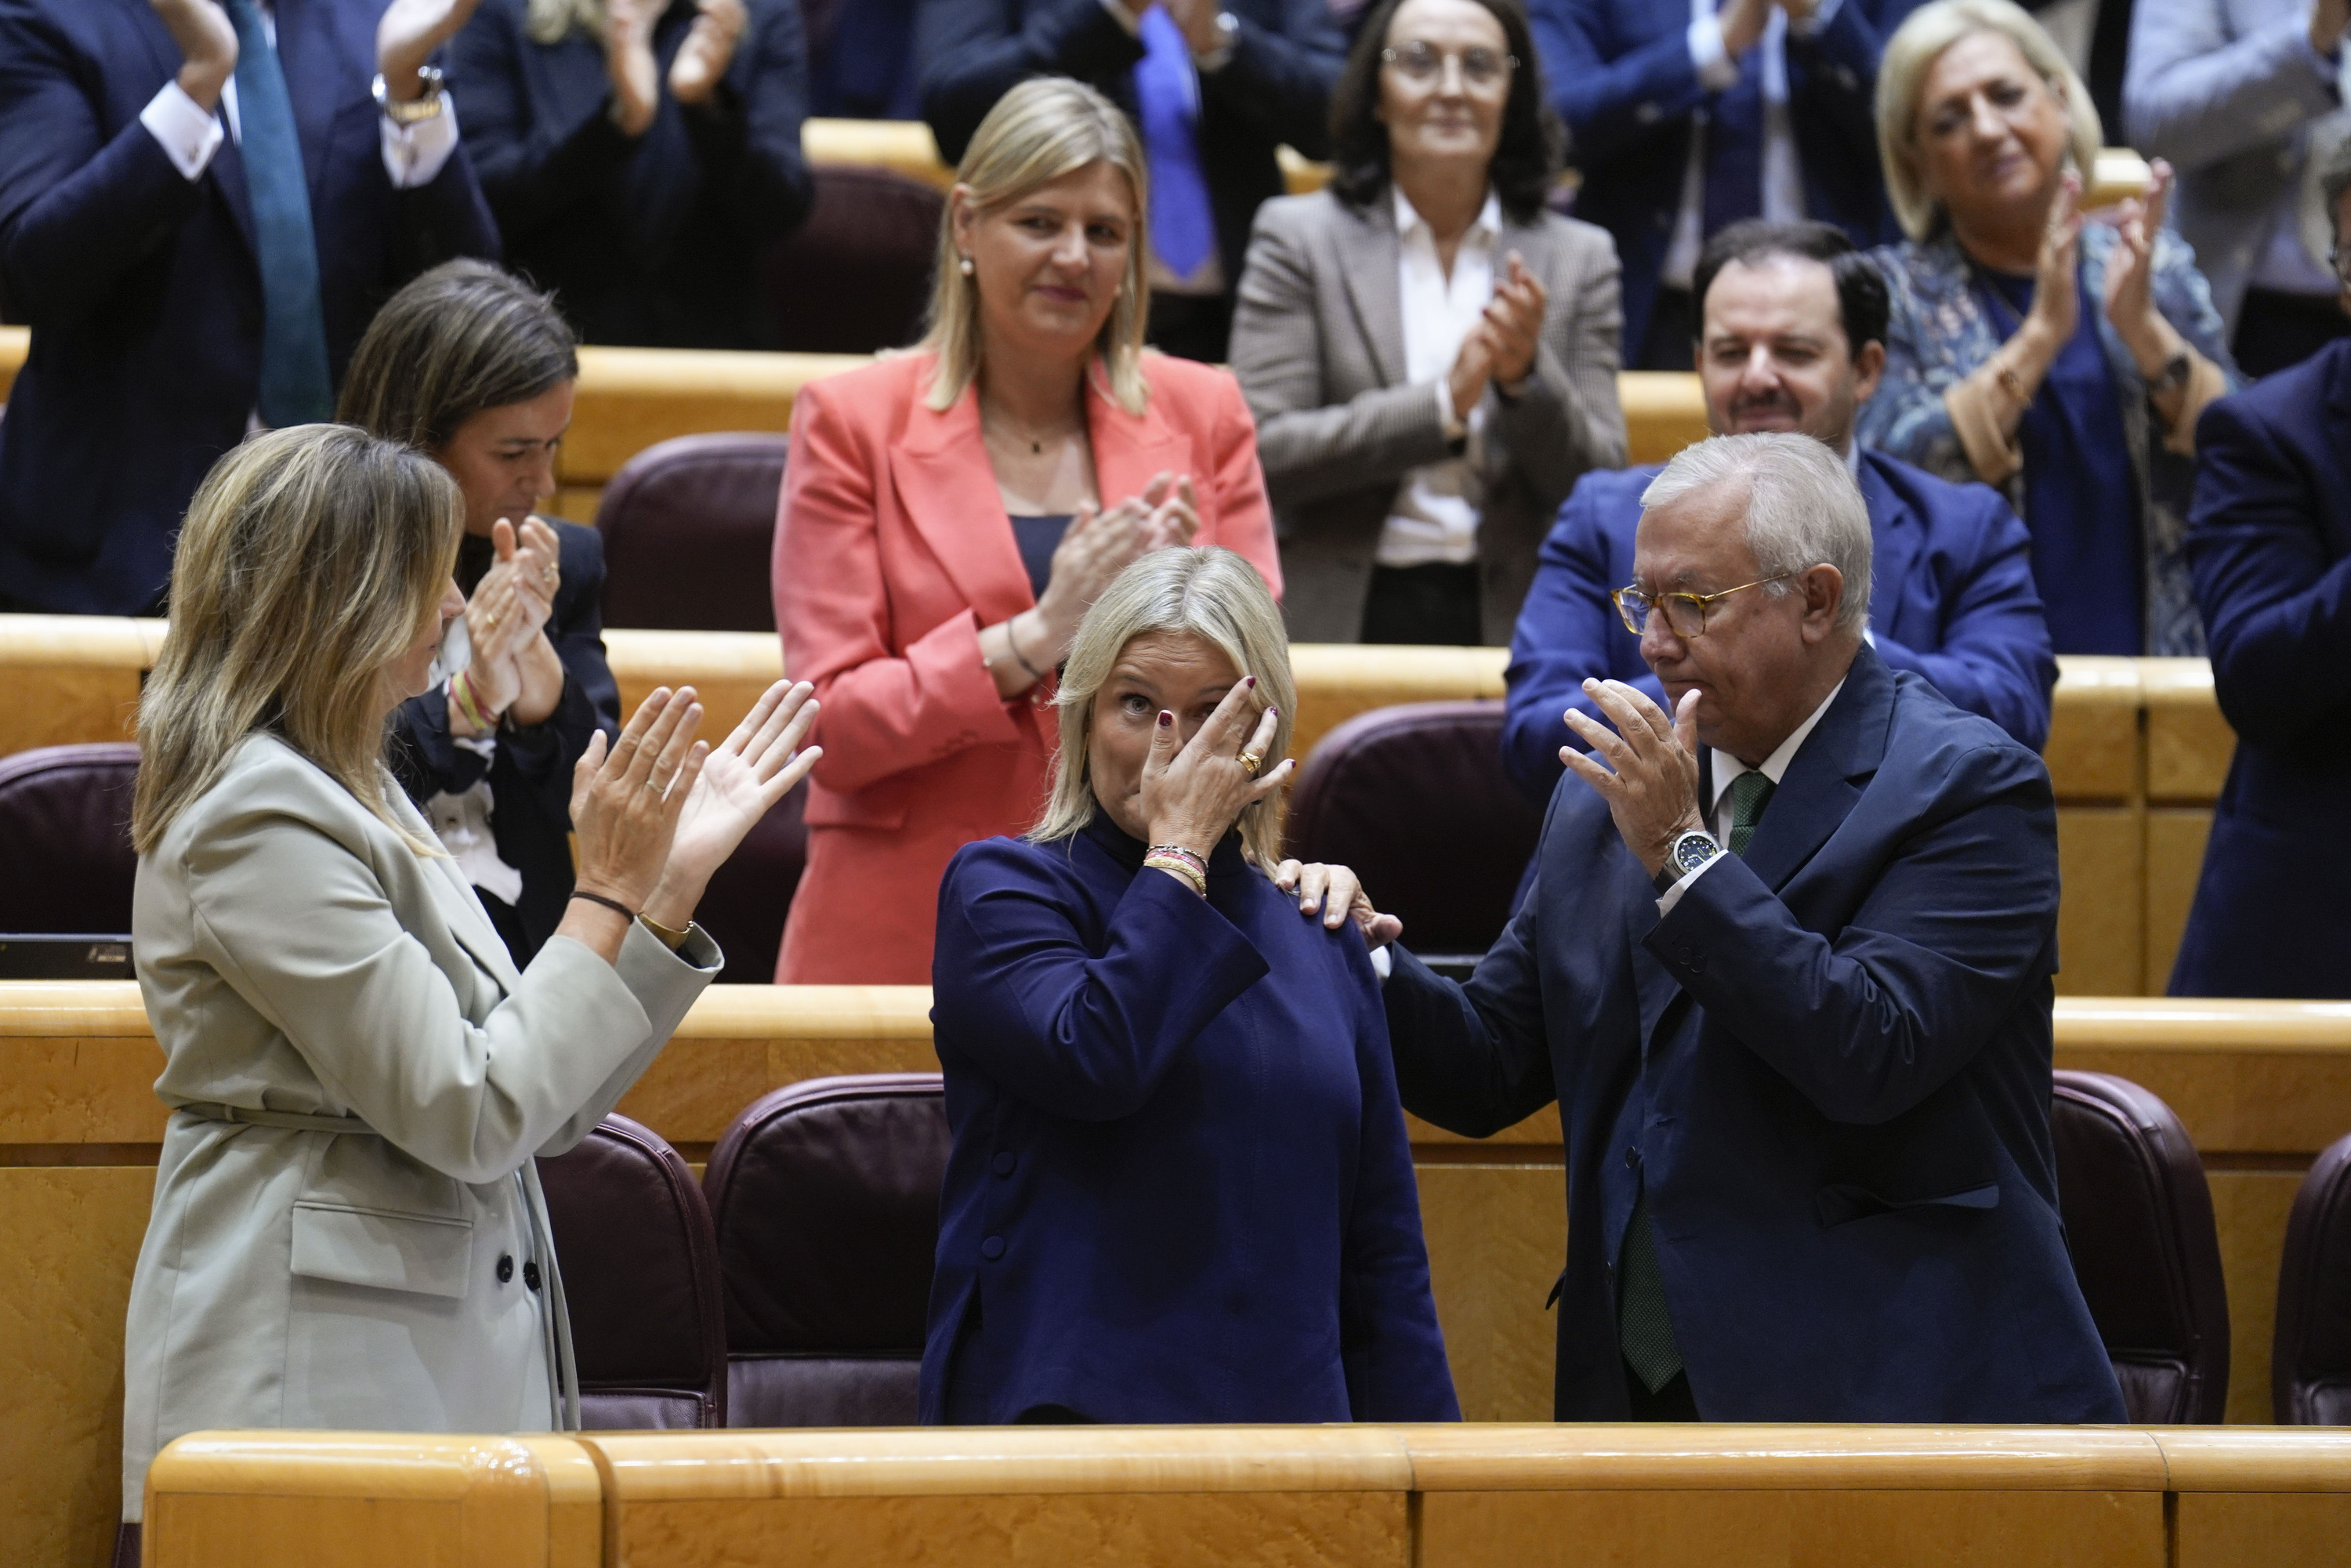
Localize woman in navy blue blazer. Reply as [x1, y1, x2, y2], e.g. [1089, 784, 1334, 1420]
[923, 546, 1458, 1425]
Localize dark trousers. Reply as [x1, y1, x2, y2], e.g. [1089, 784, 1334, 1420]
[1147, 291, 1233, 364]
[1623, 1360, 1701, 1421]
[1636, 285, 1697, 371]
[1361, 563, 1483, 646]
[2233, 287, 2351, 379]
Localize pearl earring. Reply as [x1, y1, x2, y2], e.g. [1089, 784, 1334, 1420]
[959, 255, 975, 276]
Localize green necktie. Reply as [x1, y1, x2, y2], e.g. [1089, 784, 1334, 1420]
[1616, 772, 1779, 1396]
[1726, 770, 1777, 857]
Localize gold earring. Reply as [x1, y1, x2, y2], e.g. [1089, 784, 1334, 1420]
[959, 255, 975, 276]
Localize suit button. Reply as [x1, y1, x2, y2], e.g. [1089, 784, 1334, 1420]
[496, 1254, 515, 1284]
[1625, 1147, 1641, 1169]
[991, 1151, 1016, 1177]
[980, 1236, 1006, 1261]
[1675, 945, 1694, 965]
[523, 1260, 542, 1292]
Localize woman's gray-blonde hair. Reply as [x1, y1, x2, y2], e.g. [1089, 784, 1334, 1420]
[1875, 0, 2103, 241]
[1031, 548, 1295, 870]
[132, 425, 464, 856]
[918, 77, 1153, 416]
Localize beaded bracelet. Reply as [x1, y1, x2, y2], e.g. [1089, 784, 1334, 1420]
[447, 670, 498, 734]
[1147, 844, 1207, 879]
[1143, 851, 1207, 897]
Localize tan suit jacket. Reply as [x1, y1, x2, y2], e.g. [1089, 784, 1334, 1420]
[121, 734, 717, 1519]
[1231, 189, 1626, 644]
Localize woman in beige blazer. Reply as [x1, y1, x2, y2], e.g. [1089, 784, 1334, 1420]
[118, 425, 817, 1526]
[1230, 0, 1626, 646]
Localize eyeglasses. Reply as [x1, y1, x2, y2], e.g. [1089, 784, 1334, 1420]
[1612, 574, 1795, 638]
[1380, 42, 1518, 91]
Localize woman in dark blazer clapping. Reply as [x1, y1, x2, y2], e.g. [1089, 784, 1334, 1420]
[922, 546, 1458, 1425]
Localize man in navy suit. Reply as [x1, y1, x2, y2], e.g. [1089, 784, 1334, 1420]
[1531, 0, 1918, 368]
[1382, 431, 2124, 1421]
[2168, 152, 2351, 998]
[1502, 219, 2054, 803]
[0, 0, 498, 615]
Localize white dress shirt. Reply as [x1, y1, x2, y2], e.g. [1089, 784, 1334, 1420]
[1660, 0, 1845, 290]
[1657, 675, 1846, 914]
[136, 3, 458, 192]
[1377, 185, 1502, 569]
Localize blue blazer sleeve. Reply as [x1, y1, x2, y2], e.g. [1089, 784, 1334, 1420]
[1531, 0, 1708, 166]
[2187, 391, 2351, 750]
[918, 0, 1146, 165]
[1197, 0, 1346, 161]
[1502, 471, 1665, 800]
[933, 841, 1273, 1121]
[1382, 856, 1560, 1140]
[1869, 483, 2056, 752]
[1338, 935, 1461, 1422]
[1648, 738, 2059, 1125]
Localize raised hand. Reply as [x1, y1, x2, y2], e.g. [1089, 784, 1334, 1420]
[1559, 680, 1704, 876]
[1483, 252, 1547, 388]
[1140, 473, 1199, 552]
[377, 0, 484, 102]
[1034, 488, 1161, 650]
[1271, 859, 1405, 948]
[567, 686, 708, 913]
[2103, 158, 2183, 381]
[604, 0, 661, 135]
[668, 0, 748, 104]
[644, 679, 821, 928]
[2026, 171, 2081, 355]
[1447, 326, 1495, 425]
[149, 0, 237, 109]
[1139, 676, 1293, 860]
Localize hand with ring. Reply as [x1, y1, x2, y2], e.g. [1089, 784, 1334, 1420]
[1137, 674, 1293, 860]
[567, 685, 708, 920]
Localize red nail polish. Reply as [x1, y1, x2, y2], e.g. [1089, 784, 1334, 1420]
[1158, 711, 1172, 726]
[1244, 675, 1257, 687]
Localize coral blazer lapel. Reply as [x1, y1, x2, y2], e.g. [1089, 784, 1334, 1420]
[887, 376, 1037, 624]
[1087, 365, 1193, 511]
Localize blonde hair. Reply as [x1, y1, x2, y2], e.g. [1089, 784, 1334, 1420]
[1876, 0, 2103, 242]
[918, 77, 1152, 416]
[524, 0, 603, 45]
[1031, 549, 1295, 870]
[132, 426, 463, 856]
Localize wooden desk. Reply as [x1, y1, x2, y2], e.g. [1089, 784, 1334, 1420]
[139, 1423, 2351, 1568]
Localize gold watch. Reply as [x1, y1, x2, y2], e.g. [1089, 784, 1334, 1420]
[373, 66, 446, 126]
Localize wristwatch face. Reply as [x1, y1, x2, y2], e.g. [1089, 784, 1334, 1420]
[1672, 832, 1718, 877]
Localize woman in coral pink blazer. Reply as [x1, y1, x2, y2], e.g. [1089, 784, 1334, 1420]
[773, 79, 1280, 983]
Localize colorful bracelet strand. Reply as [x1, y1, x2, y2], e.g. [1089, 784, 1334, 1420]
[1143, 850, 1207, 897]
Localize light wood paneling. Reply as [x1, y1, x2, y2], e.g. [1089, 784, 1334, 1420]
[607, 628, 786, 752]
[1284, 643, 1508, 764]
[1, 323, 23, 401]
[560, 346, 863, 487]
[2143, 658, 2237, 802]
[2146, 807, 2216, 999]
[2209, 1173, 2314, 1426]
[1413, 1164, 1566, 1422]
[2173, 1493, 2351, 1568]
[1619, 372, 1711, 463]
[2046, 656, 2144, 800]
[2057, 807, 2145, 996]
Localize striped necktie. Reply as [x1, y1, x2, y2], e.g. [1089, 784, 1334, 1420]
[221, 0, 334, 428]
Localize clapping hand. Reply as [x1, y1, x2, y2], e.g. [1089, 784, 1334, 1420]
[606, 0, 662, 134]
[1272, 859, 1404, 950]
[378, 0, 483, 102]
[568, 686, 709, 915]
[668, 0, 748, 103]
[2027, 171, 2082, 354]
[456, 519, 561, 727]
[1480, 252, 1547, 390]
[1561, 679, 1705, 877]
[643, 679, 821, 929]
[2103, 158, 2186, 383]
[149, 0, 237, 110]
[1032, 473, 1197, 655]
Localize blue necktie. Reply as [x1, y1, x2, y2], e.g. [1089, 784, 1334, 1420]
[1701, 34, 1766, 241]
[1132, 9, 1217, 282]
[222, 0, 334, 428]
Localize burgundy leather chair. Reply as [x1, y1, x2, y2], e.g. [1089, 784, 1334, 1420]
[594, 432, 787, 632]
[692, 784, 808, 984]
[2050, 1070, 2230, 1423]
[0, 742, 139, 934]
[538, 1114, 728, 1429]
[2273, 1130, 2351, 1423]
[1281, 701, 1541, 969]
[702, 1074, 950, 1426]
[758, 165, 942, 354]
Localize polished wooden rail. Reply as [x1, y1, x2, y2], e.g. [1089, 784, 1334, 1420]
[139, 1423, 2351, 1568]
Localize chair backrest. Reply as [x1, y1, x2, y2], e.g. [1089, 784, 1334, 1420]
[538, 1114, 728, 1429]
[595, 433, 787, 632]
[2274, 1130, 2351, 1423]
[692, 782, 808, 984]
[2049, 1069, 2230, 1423]
[758, 165, 943, 354]
[0, 742, 139, 936]
[701, 1074, 950, 1427]
[1281, 701, 1541, 962]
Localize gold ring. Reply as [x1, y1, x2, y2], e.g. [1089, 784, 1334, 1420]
[540, 566, 559, 586]
[1237, 750, 1263, 778]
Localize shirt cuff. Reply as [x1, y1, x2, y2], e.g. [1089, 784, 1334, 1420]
[141, 80, 226, 182]
[453, 733, 498, 760]
[1434, 378, 1466, 439]
[1688, 14, 1739, 89]
[380, 96, 462, 189]
[1099, 0, 1142, 36]
[1370, 943, 1394, 983]
[1654, 842, 1725, 918]
[1793, 0, 1843, 36]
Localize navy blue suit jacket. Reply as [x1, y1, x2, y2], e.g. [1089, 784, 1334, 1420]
[915, 0, 1345, 294]
[450, 0, 813, 349]
[389, 521, 620, 964]
[923, 814, 1458, 1425]
[0, 0, 498, 614]
[1530, 0, 1919, 358]
[1386, 645, 2124, 1421]
[2172, 339, 2351, 997]
[1502, 446, 2056, 800]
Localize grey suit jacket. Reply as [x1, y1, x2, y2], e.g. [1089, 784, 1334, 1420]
[121, 734, 718, 1519]
[2126, 0, 2345, 333]
[1230, 188, 1625, 645]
